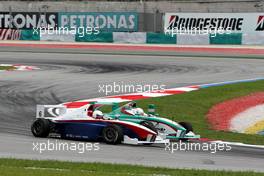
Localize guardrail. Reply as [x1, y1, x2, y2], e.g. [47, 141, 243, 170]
[17, 30, 264, 45]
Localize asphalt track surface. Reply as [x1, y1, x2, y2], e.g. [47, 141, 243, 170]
[0, 47, 264, 172]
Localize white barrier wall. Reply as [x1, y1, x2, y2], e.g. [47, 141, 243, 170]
[242, 33, 264, 45]
[19, 30, 264, 45]
[177, 34, 210, 45]
[113, 32, 146, 44]
[40, 31, 75, 42]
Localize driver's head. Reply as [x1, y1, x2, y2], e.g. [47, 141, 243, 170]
[134, 108, 144, 115]
[92, 110, 103, 119]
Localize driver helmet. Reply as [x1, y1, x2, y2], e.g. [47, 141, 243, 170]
[133, 108, 145, 115]
[92, 110, 103, 119]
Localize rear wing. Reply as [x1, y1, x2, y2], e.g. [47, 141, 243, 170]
[36, 105, 67, 118]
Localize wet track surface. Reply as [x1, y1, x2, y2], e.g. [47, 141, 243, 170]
[0, 50, 264, 172]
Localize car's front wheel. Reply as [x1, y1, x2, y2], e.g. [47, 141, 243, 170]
[179, 121, 193, 141]
[179, 121, 193, 133]
[31, 118, 50, 138]
[102, 124, 123, 144]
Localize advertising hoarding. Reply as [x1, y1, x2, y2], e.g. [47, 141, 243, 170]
[164, 13, 264, 34]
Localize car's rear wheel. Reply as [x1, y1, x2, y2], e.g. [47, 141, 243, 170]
[102, 124, 123, 144]
[179, 121, 193, 141]
[31, 118, 50, 138]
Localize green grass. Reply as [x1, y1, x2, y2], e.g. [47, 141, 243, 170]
[0, 158, 262, 176]
[135, 80, 264, 145]
[0, 66, 16, 71]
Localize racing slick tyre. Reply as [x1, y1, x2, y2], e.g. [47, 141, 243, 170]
[102, 124, 123, 144]
[179, 121, 193, 142]
[31, 119, 50, 138]
[140, 121, 157, 143]
[179, 121, 193, 133]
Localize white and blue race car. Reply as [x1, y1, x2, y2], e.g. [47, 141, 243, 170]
[31, 104, 169, 145]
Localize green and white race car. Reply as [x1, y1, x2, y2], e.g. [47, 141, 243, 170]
[91, 101, 200, 141]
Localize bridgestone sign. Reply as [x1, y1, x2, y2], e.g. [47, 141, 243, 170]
[164, 13, 264, 34]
